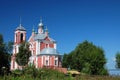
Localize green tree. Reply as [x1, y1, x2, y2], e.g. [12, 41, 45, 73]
[115, 52, 120, 68]
[5, 41, 13, 63]
[5, 41, 13, 54]
[62, 40, 108, 75]
[62, 53, 68, 68]
[16, 42, 31, 67]
[0, 34, 10, 75]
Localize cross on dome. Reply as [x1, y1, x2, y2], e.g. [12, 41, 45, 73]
[38, 17, 44, 27]
[16, 17, 26, 31]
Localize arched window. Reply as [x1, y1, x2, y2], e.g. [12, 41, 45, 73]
[46, 60, 48, 66]
[20, 33, 23, 42]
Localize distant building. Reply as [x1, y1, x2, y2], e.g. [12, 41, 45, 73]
[11, 19, 62, 70]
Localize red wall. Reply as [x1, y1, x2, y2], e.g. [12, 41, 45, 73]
[40, 42, 45, 51]
[37, 57, 42, 68]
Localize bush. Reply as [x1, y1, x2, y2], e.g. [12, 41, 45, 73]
[6, 66, 74, 80]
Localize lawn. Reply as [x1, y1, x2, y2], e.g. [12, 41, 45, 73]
[0, 67, 120, 80]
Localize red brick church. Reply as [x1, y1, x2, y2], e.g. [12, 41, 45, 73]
[11, 19, 62, 70]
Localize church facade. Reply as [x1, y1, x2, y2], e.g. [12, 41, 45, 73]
[11, 19, 62, 70]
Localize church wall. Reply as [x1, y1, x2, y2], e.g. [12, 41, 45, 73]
[37, 56, 42, 68]
[43, 56, 45, 66]
[49, 44, 54, 48]
[40, 42, 45, 51]
[51, 56, 55, 67]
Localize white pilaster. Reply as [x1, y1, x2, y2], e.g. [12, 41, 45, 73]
[36, 57, 38, 68]
[15, 62, 18, 69]
[36, 41, 38, 55]
[54, 43, 57, 49]
[16, 45, 19, 53]
[37, 40, 41, 55]
[42, 56, 43, 65]
[14, 33, 16, 43]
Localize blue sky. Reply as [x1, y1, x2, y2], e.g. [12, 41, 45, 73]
[0, 0, 120, 69]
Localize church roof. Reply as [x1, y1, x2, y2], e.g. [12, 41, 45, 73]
[49, 37, 56, 42]
[16, 24, 26, 31]
[34, 33, 56, 43]
[40, 48, 60, 55]
[43, 40, 53, 44]
[34, 33, 46, 40]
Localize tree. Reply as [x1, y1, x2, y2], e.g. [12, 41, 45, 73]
[115, 52, 120, 68]
[0, 34, 10, 75]
[62, 40, 108, 75]
[5, 41, 13, 54]
[62, 53, 68, 68]
[16, 42, 31, 67]
[5, 41, 13, 63]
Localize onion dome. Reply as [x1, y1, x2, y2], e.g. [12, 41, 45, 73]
[38, 18, 44, 28]
[38, 22, 43, 27]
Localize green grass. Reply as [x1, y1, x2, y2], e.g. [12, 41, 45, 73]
[1, 74, 120, 80]
[0, 66, 120, 80]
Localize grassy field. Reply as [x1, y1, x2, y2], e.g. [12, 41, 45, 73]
[76, 75, 120, 80]
[0, 67, 120, 80]
[1, 75, 120, 80]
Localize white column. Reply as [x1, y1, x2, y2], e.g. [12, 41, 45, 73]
[15, 62, 18, 69]
[16, 45, 19, 53]
[37, 40, 41, 55]
[36, 41, 38, 55]
[13, 46, 15, 54]
[48, 56, 49, 66]
[54, 43, 56, 49]
[10, 60, 13, 70]
[42, 56, 43, 65]
[14, 33, 16, 43]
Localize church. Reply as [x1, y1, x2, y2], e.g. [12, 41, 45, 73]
[11, 19, 62, 70]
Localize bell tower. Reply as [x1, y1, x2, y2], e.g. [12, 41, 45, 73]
[11, 23, 26, 70]
[14, 24, 26, 44]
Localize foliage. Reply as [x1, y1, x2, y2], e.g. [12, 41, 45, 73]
[5, 41, 13, 63]
[0, 67, 120, 80]
[7, 66, 73, 80]
[0, 34, 10, 75]
[5, 41, 13, 54]
[115, 52, 120, 68]
[62, 53, 69, 68]
[16, 42, 31, 66]
[62, 40, 108, 75]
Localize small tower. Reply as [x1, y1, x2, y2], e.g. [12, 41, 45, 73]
[38, 18, 44, 34]
[32, 27, 35, 36]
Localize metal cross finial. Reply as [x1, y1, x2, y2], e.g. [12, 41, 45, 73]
[40, 17, 42, 23]
[19, 16, 22, 27]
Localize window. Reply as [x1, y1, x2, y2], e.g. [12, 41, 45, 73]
[46, 44, 48, 48]
[55, 60, 57, 65]
[46, 60, 48, 66]
[20, 33, 23, 42]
